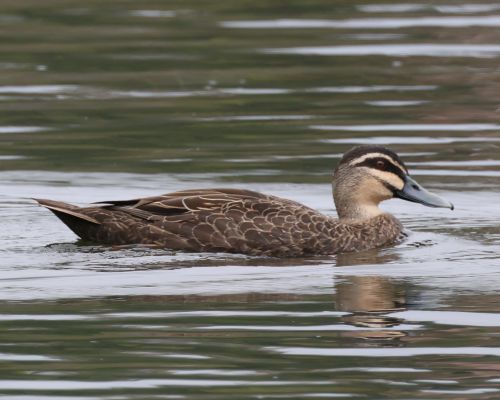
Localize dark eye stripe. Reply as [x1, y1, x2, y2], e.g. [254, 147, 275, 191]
[358, 157, 407, 181]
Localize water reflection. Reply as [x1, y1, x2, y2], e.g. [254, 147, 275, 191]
[334, 274, 409, 340]
[314, 124, 500, 132]
[365, 100, 427, 107]
[0, 83, 440, 104]
[333, 249, 410, 339]
[321, 135, 500, 143]
[269, 346, 500, 357]
[335, 276, 406, 313]
[223, 16, 500, 29]
[0, 126, 48, 133]
[129, 10, 178, 18]
[358, 3, 500, 14]
[0, 85, 79, 94]
[263, 44, 500, 57]
[306, 85, 437, 93]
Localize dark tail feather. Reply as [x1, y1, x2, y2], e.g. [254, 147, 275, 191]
[34, 198, 101, 240]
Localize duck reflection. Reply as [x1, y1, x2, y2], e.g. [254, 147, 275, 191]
[335, 247, 402, 267]
[335, 276, 406, 314]
[334, 250, 410, 340]
[334, 275, 409, 341]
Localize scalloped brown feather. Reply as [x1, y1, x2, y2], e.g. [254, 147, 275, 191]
[36, 188, 403, 257]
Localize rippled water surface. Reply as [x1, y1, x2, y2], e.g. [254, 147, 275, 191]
[1, 1, 500, 398]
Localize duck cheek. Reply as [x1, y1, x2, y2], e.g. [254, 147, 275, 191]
[377, 184, 395, 202]
[359, 179, 393, 203]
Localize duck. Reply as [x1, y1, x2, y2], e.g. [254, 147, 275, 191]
[35, 145, 453, 257]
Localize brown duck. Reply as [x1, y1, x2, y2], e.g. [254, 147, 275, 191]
[35, 146, 453, 257]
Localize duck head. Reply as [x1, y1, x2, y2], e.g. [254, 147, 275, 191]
[333, 145, 453, 221]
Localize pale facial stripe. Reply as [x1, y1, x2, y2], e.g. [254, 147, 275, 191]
[348, 152, 406, 173]
[366, 169, 405, 190]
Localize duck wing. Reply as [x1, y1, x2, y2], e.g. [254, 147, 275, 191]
[95, 188, 286, 217]
[93, 188, 328, 255]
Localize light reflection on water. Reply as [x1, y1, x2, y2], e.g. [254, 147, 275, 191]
[365, 100, 428, 106]
[222, 15, 500, 29]
[358, 3, 500, 14]
[0, 126, 48, 133]
[0, 84, 440, 102]
[263, 44, 500, 57]
[267, 347, 500, 357]
[314, 124, 500, 132]
[321, 135, 500, 143]
[0, 85, 79, 94]
[0, 0, 499, 398]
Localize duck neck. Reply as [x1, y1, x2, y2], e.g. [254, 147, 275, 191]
[335, 200, 383, 221]
[333, 175, 384, 222]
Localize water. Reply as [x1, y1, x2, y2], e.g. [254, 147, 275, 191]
[0, 0, 500, 398]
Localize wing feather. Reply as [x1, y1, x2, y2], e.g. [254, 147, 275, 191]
[98, 188, 270, 216]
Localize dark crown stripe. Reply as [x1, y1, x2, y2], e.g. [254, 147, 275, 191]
[338, 145, 408, 172]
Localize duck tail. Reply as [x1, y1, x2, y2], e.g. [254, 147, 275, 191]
[34, 198, 101, 240]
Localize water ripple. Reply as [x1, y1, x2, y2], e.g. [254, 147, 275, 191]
[0, 353, 60, 361]
[388, 310, 500, 327]
[169, 369, 261, 376]
[0, 155, 27, 160]
[268, 346, 500, 357]
[359, 3, 500, 14]
[408, 160, 500, 167]
[105, 310, 347, 318]
[314, 123, 500, 132]
[366, 100, 428, 107]
[0, 126, 48, 134]
[325, 367, 430, 373]
[0, 314, 93, 321]
[307, 85, 437, 93]
[422, 388, 499, 395]
[198, 323, 420, 331]
[195, 115, 313, 122]
[223, 16, 500, 29]
[263, 44, 500, 58]
[0, 379, 335, 390]
[130, 10, 178, 18]
[321, 135, 500, 145]
[0, 84, 439, 102]
[0, 85, 79, 94]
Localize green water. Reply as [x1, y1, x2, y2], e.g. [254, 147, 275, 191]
[1, 0, 500, 398]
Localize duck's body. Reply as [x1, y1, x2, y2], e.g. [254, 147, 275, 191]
[36, 189, 403, 257]
[36, 146, 452, 257]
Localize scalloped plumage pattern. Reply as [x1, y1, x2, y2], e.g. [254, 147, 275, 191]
[36, 188, 403, 257]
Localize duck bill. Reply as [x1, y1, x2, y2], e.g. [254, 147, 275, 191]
[395, 176, 454, 210]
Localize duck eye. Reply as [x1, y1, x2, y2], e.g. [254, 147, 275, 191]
[376, 160, 385, 168]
